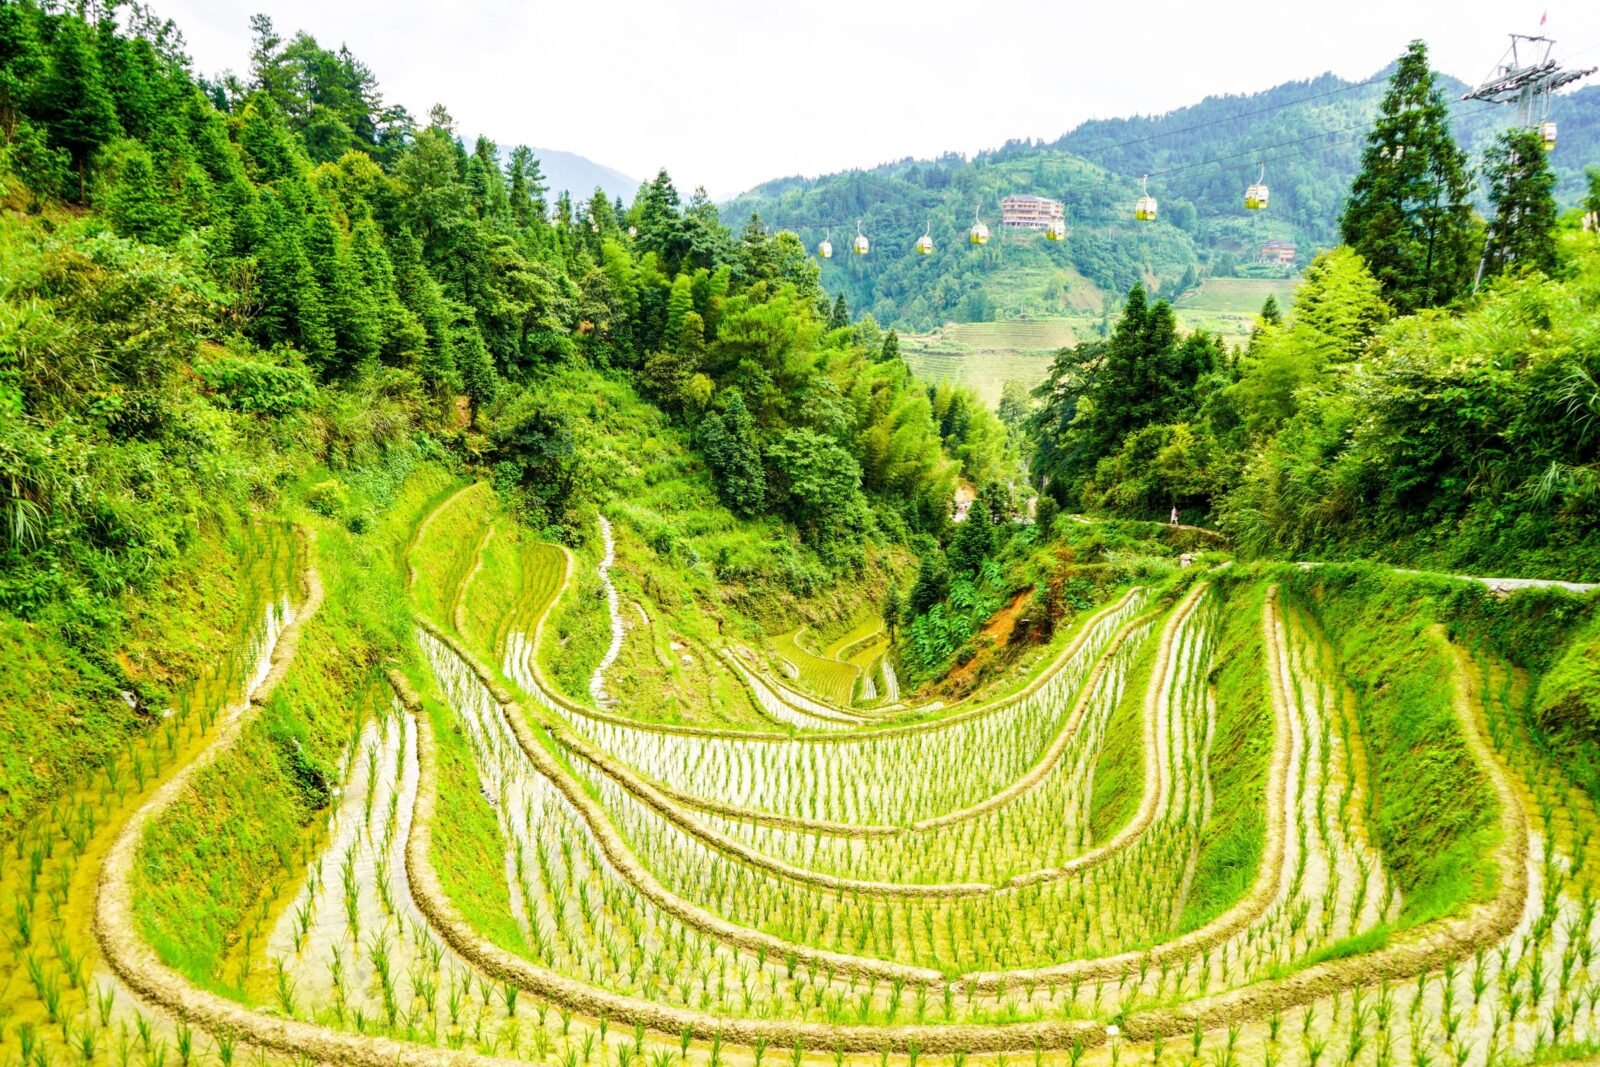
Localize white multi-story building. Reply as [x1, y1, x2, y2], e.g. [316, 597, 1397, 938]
[1000, 194, 1066, 230]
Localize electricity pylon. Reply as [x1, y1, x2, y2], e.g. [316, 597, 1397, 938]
[1462, 33, 1594, 125]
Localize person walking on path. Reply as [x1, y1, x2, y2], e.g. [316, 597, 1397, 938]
[1170, 506, 1179, 526]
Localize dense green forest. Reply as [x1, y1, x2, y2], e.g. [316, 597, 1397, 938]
[726, 65, 1598, 330]
[0, 2, 1020, 661]
[722, 153, 1204, 330]
[1022, 42, 1600, 583]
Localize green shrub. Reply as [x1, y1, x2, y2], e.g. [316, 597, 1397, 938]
[305, 479, 348, 517]
[195, 354, 316, 416]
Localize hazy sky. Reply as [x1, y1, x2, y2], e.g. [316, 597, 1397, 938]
[152, 0, 1600, 197]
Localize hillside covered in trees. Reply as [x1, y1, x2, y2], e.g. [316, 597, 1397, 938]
[1022, 42, 1600, 582]
[0, 2, 1021, 652]
[726, 63, 1598, 330]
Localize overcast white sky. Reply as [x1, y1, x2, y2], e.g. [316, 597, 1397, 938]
[151, 0, 1600, 197]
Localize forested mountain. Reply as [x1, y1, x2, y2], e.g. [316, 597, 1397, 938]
[727, 66, 1599, 330]
[1055, 72, 1598, 239]
[723, 150, 1202, 331]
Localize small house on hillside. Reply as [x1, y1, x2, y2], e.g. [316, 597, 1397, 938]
[1260, 240, 1297, 265]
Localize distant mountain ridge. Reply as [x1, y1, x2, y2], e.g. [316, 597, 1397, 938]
[523, 145, 640, 203]
[724, 66, 1597, 330]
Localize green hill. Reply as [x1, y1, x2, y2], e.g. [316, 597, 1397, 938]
[726, 69, 1599, 332]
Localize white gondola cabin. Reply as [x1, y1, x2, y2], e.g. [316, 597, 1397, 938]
[1539, 120, 1557, 151]
[969, 201, 990, 245]
[818, 229, 832, 259]
[1045, 218, 1067, 241]
[1134, 176, 1158, 222]
[853, 221, 869, 256]
[1244, 162, 1269, 210]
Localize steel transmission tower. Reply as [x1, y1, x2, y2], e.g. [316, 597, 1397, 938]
[1461, 33, 1594, 125]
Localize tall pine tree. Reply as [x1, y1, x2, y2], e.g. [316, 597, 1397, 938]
[0, 2, 44, 144]
[829, 292, 850, 329]
[1482, 127, 1560, 280]
[1338, 40, 1476, 313]
[37, 13, 120, 201]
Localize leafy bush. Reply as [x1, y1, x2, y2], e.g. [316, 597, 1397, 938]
[305, 479, 348, 517]
[195, 353, 316, 416]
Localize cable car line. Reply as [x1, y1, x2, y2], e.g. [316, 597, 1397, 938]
[794, 71, 1555, 257]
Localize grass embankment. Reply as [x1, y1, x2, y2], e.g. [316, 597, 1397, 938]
[1088, 578, 1273, 930]
[1085, 572, 1214, 844]
[133, 466, 455, 991]
[0, 510, 262, 843]
[420, 690, 529, 957]
[1088, 628, 1158, 843]
[407, 481, 495, 629]
[1177, 580, 1273, 932]
[1277, 565, 1501, 926]
[0, 516, 300, 1061]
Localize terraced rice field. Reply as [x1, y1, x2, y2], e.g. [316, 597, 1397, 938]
[899, 329, 1072, 410]
[1172, 278, 1301, 347]
[6, 482, 1600, 1067]
[765, 620, 892, 710]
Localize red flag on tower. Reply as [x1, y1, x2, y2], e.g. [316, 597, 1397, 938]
[1540, 10, 1548, 25]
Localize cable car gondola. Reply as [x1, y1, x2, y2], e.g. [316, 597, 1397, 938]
[853, 220, 869, 256]
[1245, 161, 1269, 211]
[1134, 176, 1158, 222]
[969, 201, 990, 246]
[818, 228, 833, 259]
[1539, 120, 1557, 151]
[915, 218, 934, 255]
[1046, 217, 1066, 241]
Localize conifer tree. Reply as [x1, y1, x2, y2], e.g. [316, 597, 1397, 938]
[663, 274, 694, 351]
[0, 2, 45, 143]
[829, 292, 850, 329]
[948, 495, 993, 577]
[635, 168, 687, 269]
[1028, 283, 1217, 496]
[696, 390, 765, 516]
[1482, 127, 1560, 280]
[1259, 294, 1282, 326]
[237, 94, 301, 184]
[737, 213, 775, 284]
[908, 554, 947, 615]
[255, 191, 335, 367]
[879, 330, 901, 364]
[506, 146, 546, 227]
[37, 13, 120, 200]
[452, 309, 498, 416]
[105, 145, 179, 245]
[1338, 40, 1476, 313]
